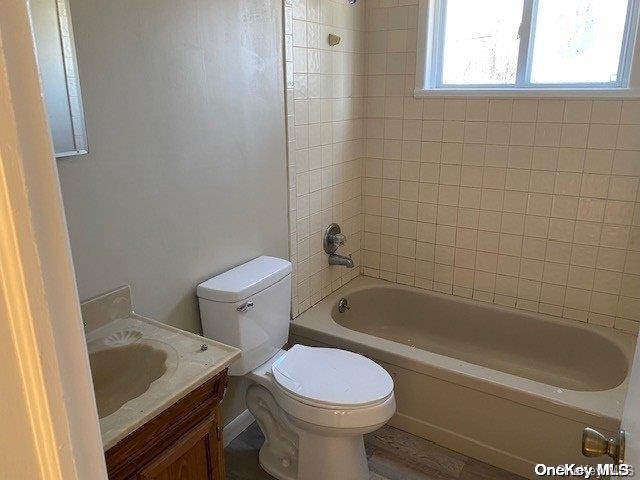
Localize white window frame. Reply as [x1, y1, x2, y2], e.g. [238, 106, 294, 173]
[416, 0, 640, 97]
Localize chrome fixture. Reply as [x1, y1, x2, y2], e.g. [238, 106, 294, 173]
[324, 223, 355, 268]
[236, 301, 254, 312]
[582, 428, 625, 464]
[338, 298, 350, 313]
[329, 253, 354, 268]
[324, 223, 346, 254]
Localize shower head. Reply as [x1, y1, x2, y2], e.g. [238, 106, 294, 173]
[349, 0, 357, 4]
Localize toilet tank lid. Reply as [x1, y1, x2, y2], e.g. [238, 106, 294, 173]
[197, 256, 292, 303]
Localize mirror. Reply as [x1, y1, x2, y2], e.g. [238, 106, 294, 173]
[31, 0, 88, 158]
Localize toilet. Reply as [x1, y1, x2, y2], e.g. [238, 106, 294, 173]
[197, 256, 396, 480]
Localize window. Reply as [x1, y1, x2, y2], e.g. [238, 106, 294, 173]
[419, 0, 640, 93]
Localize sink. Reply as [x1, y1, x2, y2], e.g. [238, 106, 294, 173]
[89, 344, 167, 418]
[82, 310, 240, 450]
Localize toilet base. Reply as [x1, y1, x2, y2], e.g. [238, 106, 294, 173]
[246, 384, 372, 480]
[293, 429, 369, 480]
[259, 444, 297, 480]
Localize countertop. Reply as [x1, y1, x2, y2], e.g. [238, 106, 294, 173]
[81, 287, 240, 450]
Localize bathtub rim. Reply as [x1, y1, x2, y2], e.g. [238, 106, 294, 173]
[290, 276, 636, 431]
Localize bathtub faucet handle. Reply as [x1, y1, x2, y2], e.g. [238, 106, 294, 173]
[324, 223, 347, 254]
[331, 233, 346, 247]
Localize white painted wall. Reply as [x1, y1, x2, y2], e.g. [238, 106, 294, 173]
[57, 0, 289, 425]
[58, 0, 289, 335]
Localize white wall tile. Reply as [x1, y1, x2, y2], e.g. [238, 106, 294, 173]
[285, 1, 640, 332]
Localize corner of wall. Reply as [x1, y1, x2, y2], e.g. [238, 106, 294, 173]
[284, 0, 367, 317]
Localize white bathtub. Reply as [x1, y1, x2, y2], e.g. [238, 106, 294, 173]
[290, 276, 636, 479]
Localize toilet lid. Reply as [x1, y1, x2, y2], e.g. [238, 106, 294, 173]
[271, 345, 394, 408]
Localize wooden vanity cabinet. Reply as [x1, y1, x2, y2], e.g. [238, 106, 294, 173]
[105, 370, 228, 480]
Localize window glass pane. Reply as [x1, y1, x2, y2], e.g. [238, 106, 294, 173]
[530, 0, 629, 84]
[441, 0, 524, 85]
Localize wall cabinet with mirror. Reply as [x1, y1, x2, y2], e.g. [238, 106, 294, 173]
[31, 0, 88, 158]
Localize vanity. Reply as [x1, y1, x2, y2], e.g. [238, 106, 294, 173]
[82, 286, 240, 479]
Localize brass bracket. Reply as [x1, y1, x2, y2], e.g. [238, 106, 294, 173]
[582, 428, 625, 464]
[328, 34, 341, 46]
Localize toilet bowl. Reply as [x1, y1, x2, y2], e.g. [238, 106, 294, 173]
[246, 346, 395, 480]
[197, 256, 396, 480]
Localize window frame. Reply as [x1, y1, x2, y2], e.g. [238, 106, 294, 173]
[416, 0, 640, 97]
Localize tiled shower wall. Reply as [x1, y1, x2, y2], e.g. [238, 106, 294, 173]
[285, 0, 366, 316]
[361, 0, 640, 333]
[285, 0, 640, 333]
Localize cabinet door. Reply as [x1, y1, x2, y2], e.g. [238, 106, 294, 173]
[137, 408, 224, 480]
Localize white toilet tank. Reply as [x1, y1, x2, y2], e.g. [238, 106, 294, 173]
[197, 256, 292, 376]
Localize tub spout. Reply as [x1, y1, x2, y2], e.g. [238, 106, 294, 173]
[329, 253, 354, 268]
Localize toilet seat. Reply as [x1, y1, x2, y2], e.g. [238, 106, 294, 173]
[271, 345, 394, 410]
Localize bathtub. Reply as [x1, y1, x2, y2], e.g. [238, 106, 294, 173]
[290, 276, 636, 479]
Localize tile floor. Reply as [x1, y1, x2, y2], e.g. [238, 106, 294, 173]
[225, 422, 526, 480]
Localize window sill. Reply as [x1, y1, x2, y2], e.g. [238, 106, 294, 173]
[414, 87, 640, 99]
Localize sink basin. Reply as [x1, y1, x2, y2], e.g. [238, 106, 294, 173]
[89, 344, 167, 418]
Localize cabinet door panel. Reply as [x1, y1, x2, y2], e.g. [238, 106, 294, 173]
[138, 414, 219, 480]
[144, 438, 209, 480]
[106, 372, 228, 480]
